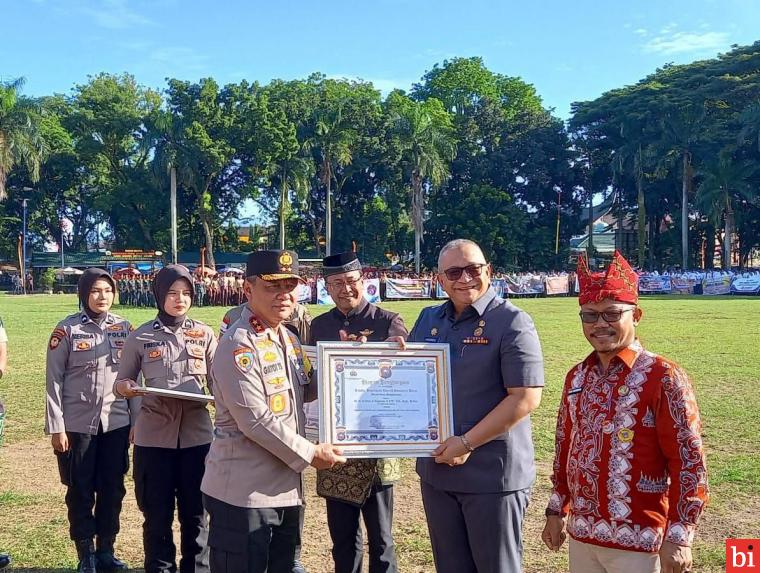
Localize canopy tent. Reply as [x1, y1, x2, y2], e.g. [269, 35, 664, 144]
[112, 267, 142, 278]
[55, 267, 84, 276]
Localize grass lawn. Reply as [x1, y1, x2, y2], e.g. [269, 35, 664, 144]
[0, 293, 757, 572]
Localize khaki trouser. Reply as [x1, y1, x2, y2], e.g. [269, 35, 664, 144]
[569, 538, 661, 573]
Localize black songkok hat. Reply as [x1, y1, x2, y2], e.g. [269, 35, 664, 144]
[322, 252, 362, 277]
[246, 250, 303, 281]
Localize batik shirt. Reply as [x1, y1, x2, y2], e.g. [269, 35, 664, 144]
[547, 341, 708, 553]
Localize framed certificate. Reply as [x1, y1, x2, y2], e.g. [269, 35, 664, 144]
[317, 342, 453, 458]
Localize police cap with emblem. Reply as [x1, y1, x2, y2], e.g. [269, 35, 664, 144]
[246, 250, 303, 281]
[322, 252, 362, 277]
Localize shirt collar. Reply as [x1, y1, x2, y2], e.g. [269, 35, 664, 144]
[332, 297, 369, 320]
[438, 286, 497, 319]
[585, 339, 643, 371]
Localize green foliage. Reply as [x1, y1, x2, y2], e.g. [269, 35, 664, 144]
[1, 43, 759, 271]
[39, 268, 56, 289]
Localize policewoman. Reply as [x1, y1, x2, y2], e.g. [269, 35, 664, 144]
[45, 268, 136, 573]
[116, 265, 217, 573]
[202, 250, 345, 573]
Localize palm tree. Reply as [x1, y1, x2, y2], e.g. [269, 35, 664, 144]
[697, 153, 756, 269]
[273, 153, 313, 249]
[0, 78, 45, 200]
[390, 96, 456, 273]
[306, 103, 355, 256]
[660, 105, 704, 269]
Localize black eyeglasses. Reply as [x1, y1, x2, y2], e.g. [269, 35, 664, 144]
[326, 276, 362, 290]
[579, 309, 634, 324]
[441, 264, 487, 281]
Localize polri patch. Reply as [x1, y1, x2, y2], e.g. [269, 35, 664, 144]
[234, 347, 254, 373]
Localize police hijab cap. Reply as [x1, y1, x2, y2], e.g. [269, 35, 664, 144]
[246, 250, 304, 282]
[78, 268, 115, 318]
[322, 252, 362, 278]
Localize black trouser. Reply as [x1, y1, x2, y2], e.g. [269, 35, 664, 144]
[203, 494, 301, 573]
[55, 424, 130, 541]
[325, 484, 397, 573]
[134, 444, 210, 573]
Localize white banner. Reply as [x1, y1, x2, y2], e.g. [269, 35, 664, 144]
[385, 278, 432, 299]
[639, 275, 673, 294]
[297, 282, 312, 303]
[702, 275, 732, 295]
[364, 278, 382, 303]
[545, 276, 570, 295]
[731, 275, 760, 293]
[316, 278, 334, 305]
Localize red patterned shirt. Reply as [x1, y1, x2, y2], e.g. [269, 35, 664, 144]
[547, 341, 708, 553]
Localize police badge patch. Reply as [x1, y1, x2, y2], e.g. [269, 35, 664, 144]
[49, 327, 66, 350]
[234, 347, 254, 373]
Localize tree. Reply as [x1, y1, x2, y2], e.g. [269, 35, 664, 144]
[697, 152, 756, 268]
[387, 93, 456, 272]
[0, 78, 45, 200]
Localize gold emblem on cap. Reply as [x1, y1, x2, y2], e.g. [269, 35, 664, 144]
[431, 327, 438, 336]
[478, 320, 486, 327]
[474, 327, 483, 336]
[279, 252, 293, 267]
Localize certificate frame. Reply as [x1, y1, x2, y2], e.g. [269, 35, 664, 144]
[317, 341, 453, 458]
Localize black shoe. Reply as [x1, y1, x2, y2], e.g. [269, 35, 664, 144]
[95, 537, 127, 572]
[75, 539, 97, 573]
[0, 553, 11, 570]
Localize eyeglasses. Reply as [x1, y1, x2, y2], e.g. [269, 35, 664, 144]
[327, 277, 362, 290]
[579, 309, 634, 324]
[441, 264, 487, 281]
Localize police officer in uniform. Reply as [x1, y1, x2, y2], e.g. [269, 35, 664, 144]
[0, 314, 11, 569]
[218, 294, 314, 573]
[45, 268, 136, 573]
[202, 250, 346, 573]
[408, 239, 544, 573]
[309, 252, 407, 573]
[115, 265, 216, 573]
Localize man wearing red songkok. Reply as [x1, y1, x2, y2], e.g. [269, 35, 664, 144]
[542, 251, 708, 573]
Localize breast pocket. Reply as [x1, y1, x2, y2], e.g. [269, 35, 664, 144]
[185, 341, 207, 375]
[108, 338, 125, 365]
[70, 343, 97, 370]
[142, 348, 168, 380]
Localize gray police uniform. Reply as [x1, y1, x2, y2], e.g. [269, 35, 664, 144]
[117, 317, 217, 573]
[408, 287, 544, 573]
[309, 298, 406, 573]
[221, 303, 313, 344]
[202, 310, 314, 573]
[45, 311, 137, 542]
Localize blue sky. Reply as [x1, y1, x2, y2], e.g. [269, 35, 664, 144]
[3, 0, 759, 119]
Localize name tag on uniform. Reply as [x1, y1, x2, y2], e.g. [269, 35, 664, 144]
[424, 337, 438, 343]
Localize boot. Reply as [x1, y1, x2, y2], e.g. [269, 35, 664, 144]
[75, 539, 97, 573]
[0, 552, 11, 570]
[95, 536, 127, 572]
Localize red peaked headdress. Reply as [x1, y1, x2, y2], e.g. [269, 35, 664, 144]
[577, 250, 639, 305]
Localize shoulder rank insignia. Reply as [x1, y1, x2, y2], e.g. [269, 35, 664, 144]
[249, 315, 266, 334]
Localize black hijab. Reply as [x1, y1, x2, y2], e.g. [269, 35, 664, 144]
[152, 265, 194, 328]
[78, 268, 116, 322]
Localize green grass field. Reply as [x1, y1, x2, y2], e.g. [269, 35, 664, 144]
[0, 293, 757, 572]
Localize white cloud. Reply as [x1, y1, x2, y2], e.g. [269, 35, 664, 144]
[80, 0, 156, 30]
[634, 28, 648, 37]
[642, 30, 730, 55]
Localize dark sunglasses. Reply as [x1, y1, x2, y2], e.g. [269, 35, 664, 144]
[441, 264, 487, 281]
[579, 308, 634, 324]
